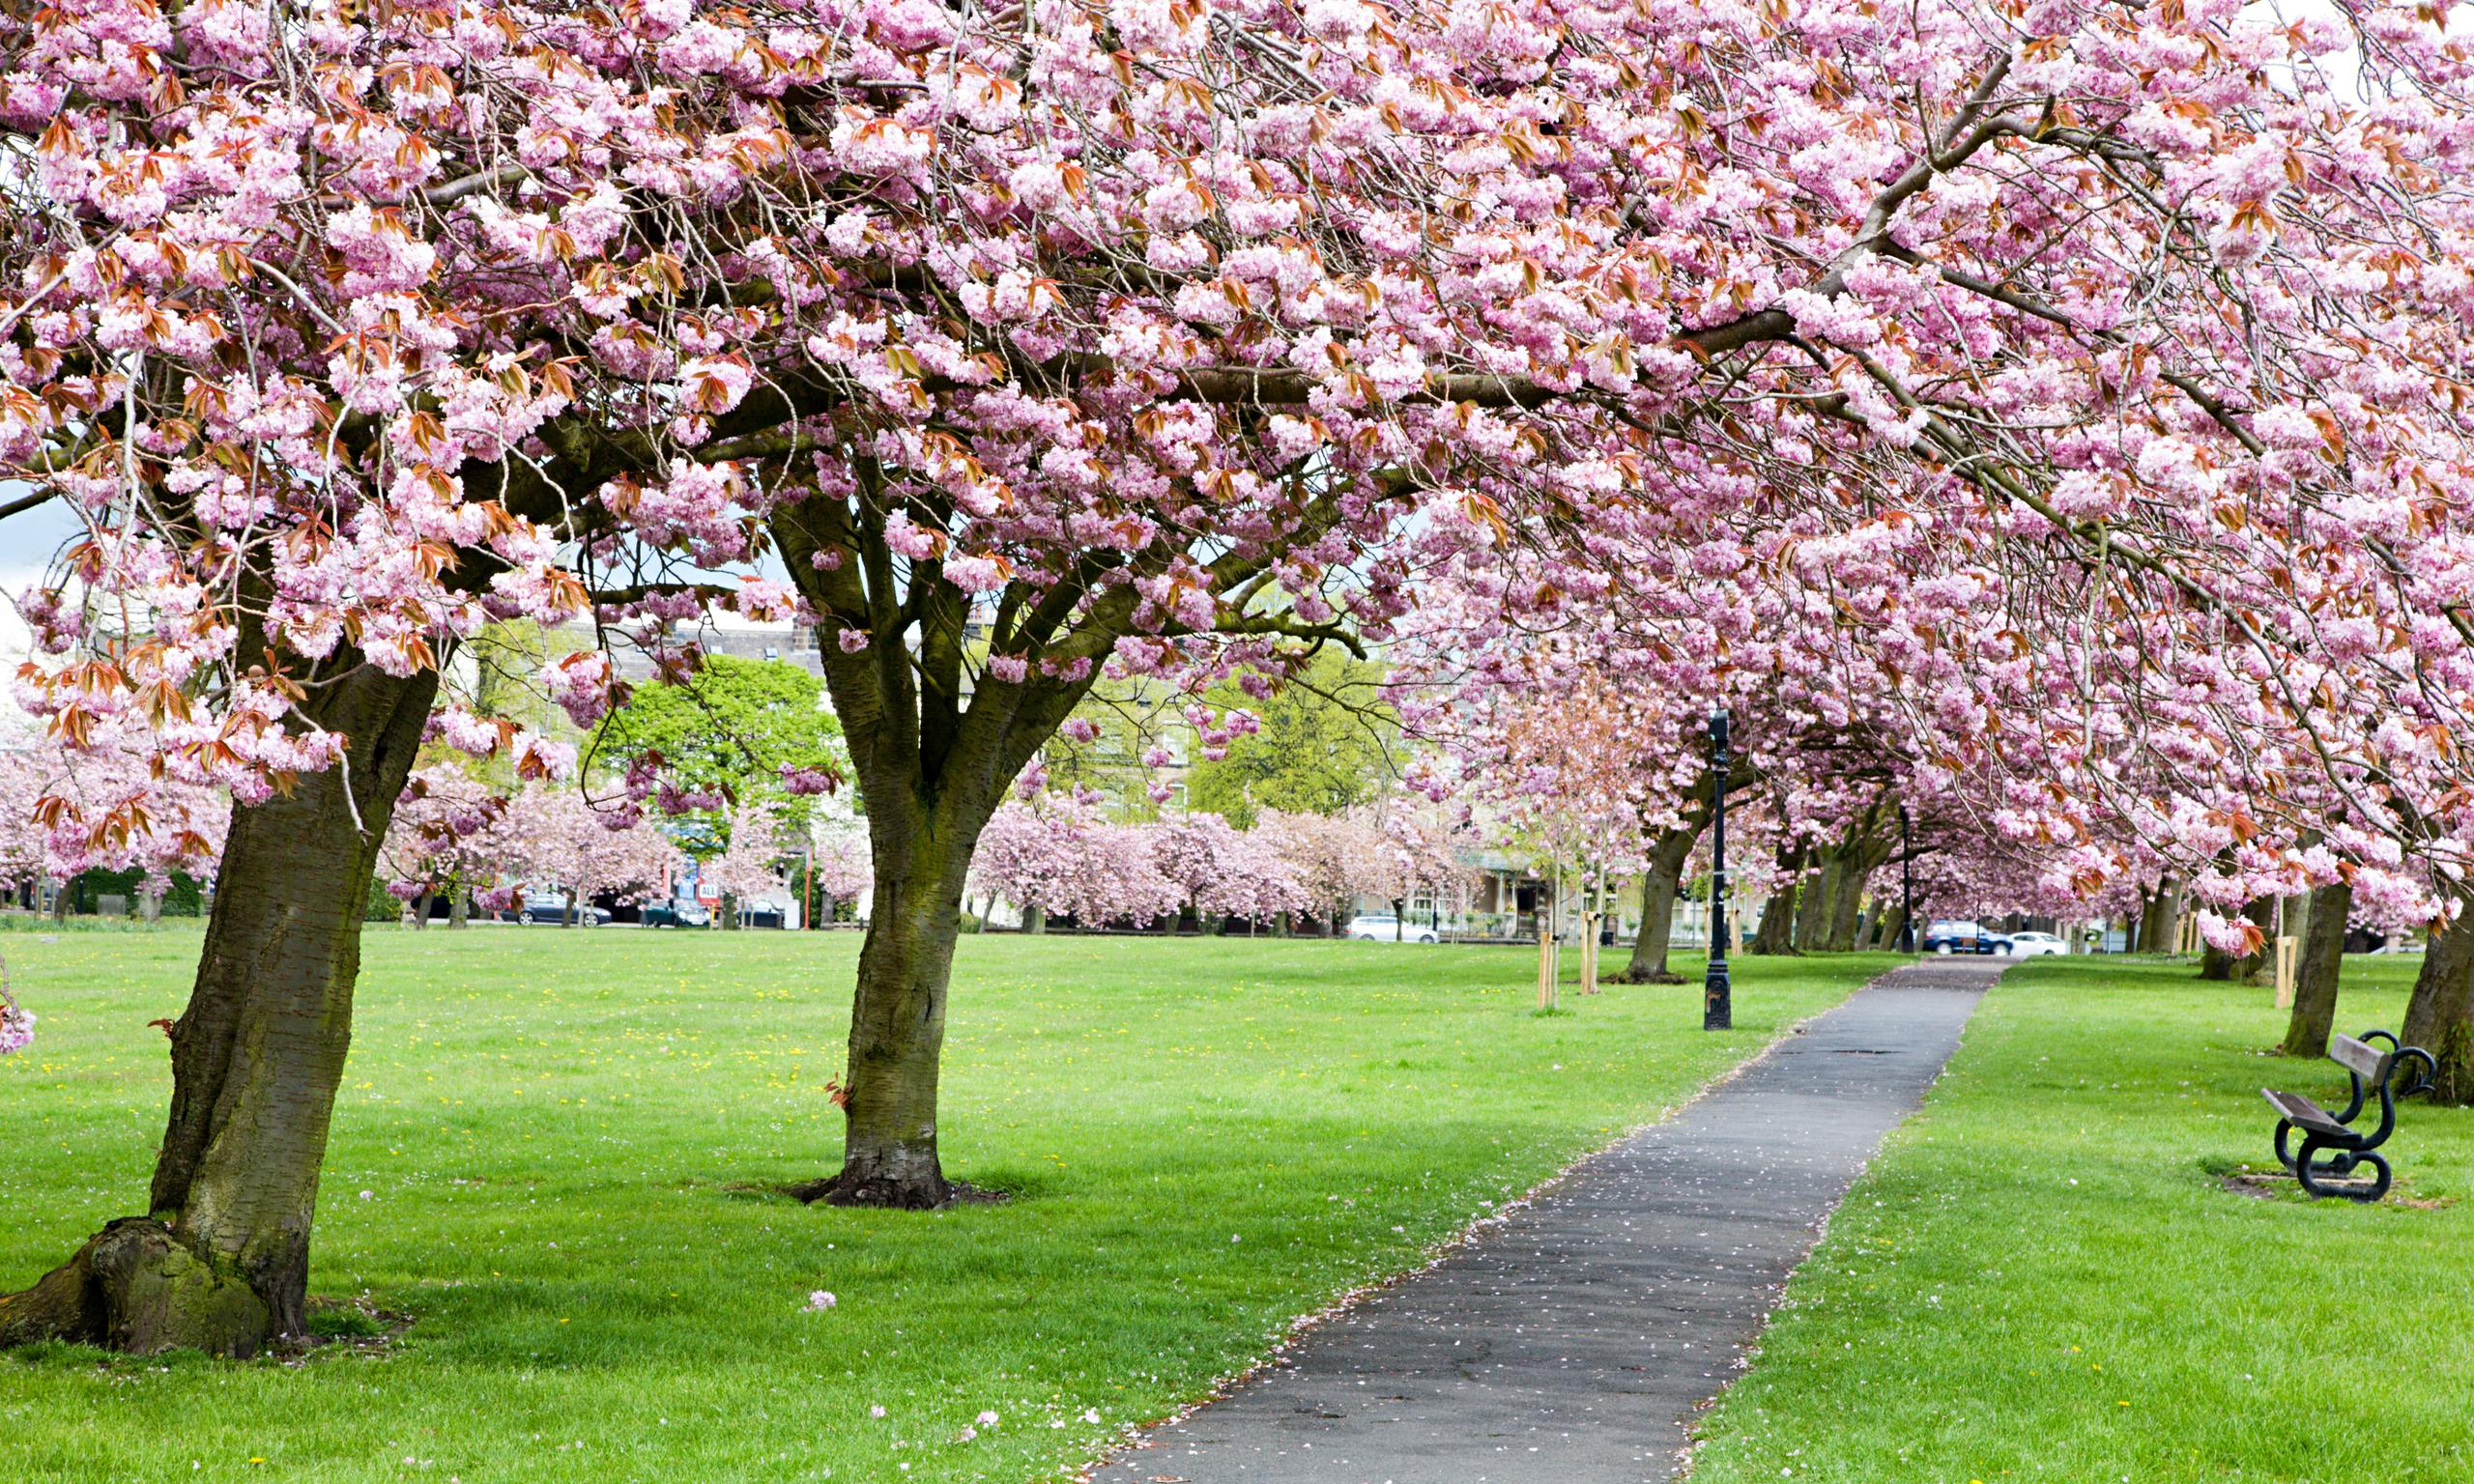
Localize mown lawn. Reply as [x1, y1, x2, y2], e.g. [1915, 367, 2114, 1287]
[0, 925, 1894, 1483]
[1688, 955, 2474, 1484]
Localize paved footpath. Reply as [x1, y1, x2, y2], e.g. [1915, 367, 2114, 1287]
[1092, 958, 2005, 1484]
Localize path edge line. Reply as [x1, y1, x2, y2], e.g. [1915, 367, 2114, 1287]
[1072, 958, 1925, 1484]
[1666, 964, 2000, 1481]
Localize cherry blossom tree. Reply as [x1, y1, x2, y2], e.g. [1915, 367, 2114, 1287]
[378, 765, 513, 928]
[504, 785, 683, 925]
[706, 797, 791, 929]
[12, 0, 2474, 1355]
[969, 791, 1181, 931]
[808, 818, 875, 927]
[1153, 810, 1309, 929]
[0, 748, 45, 907]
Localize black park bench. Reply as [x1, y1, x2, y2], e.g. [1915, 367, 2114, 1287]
[2263, 1030, 2435, 1203]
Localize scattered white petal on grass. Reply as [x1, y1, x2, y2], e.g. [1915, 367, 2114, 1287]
[806, 1290, 836, 1311]
[870, 1405, 887, 1418]
[957, 1427, 977, 1442]
[975, 1411, 998, 1426]
[1229, 1234, 1240, 1242]
[1080, 1408, 1102, 1424]
[360, 1190, 373, 1201]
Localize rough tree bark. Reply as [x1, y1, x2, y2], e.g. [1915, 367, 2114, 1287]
[2134, 878, 2180, 954]
[2279, 879, 2352, 1059]
[1792, 847, 1842, 952]
[0, 668, 436, 1356]
[1825, 840, 1888, 953]
[804, 803, 978, 1207]
[1621, 813, 1707, 984]
[2402, 893, 2474, 1104]
[1751, 854, 1802, 956]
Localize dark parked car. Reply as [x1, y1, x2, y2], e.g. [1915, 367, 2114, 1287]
[1920, 919, 1988, 955]
[738, 900, 788, 929]
[512, 892, 611, 926]
[641, 898, 712, 928]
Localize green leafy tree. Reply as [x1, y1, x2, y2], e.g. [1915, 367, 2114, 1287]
[1187, 650, 1395, 827]
[595, 655, 849, 842]
[1037, 675, 1180, 820]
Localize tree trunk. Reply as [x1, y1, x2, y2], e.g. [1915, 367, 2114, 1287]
[1536, 923, 1558, 1011]
[447, 888, 469, 929]
[797, 790, 988, 1211]
[1751, 847, 1802, 956]
[2135, 881, 2177, 954]
[719, 890, 739, 930]
[1875, 903, 1908, 954]
[1825, 850, 1875, 953]
[1021, 902, 1045, 935]
[412, 890, 434, 930]
[50, 879, 71, 922]
[2403, 908, 2474, 1105]
[2, 670, 434, 1356]
[2279, 880, 2352, 1058]
[1622, 816, 1703, 984]
[140, 885, 162, 925]
[1792, 849, 1839, 952]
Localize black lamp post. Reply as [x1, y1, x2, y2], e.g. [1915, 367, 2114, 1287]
[1897, 804, 1915, 954]
[1704, 706, 1731, 1032]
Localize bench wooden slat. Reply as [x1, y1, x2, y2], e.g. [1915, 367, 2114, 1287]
[2262, 1087, 2346, 1136]
[2330, 1034, 2392, 1084]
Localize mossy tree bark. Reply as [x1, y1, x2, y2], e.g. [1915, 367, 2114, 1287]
[2279, 879, 2352, 1058]
[2403, 890, 2474, 1104]
[1621, 811, 1707, 984]
[2135, 878, 2180, 954]
[1825, 830, 1891, 952]
[1751, 844, 1803, 956]
[1, 667, 435, 1356]
[1791, 847, 1840, 951]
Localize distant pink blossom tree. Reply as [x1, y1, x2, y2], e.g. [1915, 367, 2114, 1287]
[378, 766, 512, 928]
[808, 821, 874, 927]
[501, 785, 681, 926]
[706, 798, 790, 930]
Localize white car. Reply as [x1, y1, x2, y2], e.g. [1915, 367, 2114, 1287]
[1999, 930, 2067, 957]
[1344, 914, 1439, 944]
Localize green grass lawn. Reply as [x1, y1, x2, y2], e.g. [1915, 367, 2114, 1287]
[0, 926, 1895, 1483]
[1687, 955, 2474, 1484]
